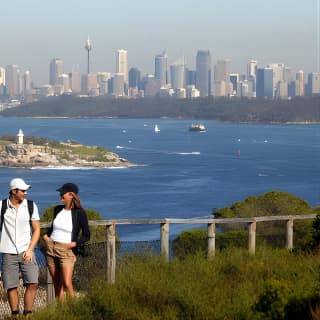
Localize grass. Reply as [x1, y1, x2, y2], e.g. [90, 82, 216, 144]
[29, 247, 320, 320]
[0, 135, 112, 162]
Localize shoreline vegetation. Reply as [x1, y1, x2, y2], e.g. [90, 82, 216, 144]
[0, 95, 319, 124]
[0, 135, 135, 168]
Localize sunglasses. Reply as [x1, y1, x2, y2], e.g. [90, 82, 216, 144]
[16, 189, 27, 193]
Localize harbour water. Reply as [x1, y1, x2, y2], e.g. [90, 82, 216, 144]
[0, 118, 318, 240]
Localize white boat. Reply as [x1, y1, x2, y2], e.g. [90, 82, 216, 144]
[154, 124, 160, 133]
[189, 123, 206, 132]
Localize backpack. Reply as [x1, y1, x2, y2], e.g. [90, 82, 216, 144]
[0, 199, 34, 231]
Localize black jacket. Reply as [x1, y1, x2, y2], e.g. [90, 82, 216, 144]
[46, 205, 90, 246]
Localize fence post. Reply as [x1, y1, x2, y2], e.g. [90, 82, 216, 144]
[160, 222, 169, 261]
[286, 218, 294, 249]
[46, 268, 55, 304]
[248, 220, 256, 255]
[207, 223, 216, 259]
[107, 223, 116, 284]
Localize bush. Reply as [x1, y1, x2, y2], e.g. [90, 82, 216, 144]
[172, 228, 263, 258]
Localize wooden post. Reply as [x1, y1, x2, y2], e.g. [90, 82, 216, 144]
[107, 224, 116, 284]
[248, 220, 256, 255]
[46, 268, 55, 304]
[160, 223, 169, 261]
[286, 218, 294, 249]
[207, 223, 216, 259]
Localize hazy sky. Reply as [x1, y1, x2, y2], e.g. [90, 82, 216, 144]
[1, 0, 319, 85]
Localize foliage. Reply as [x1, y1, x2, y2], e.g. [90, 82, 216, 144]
[30, 248, 320, 320]
[213, 190, 316, 249]
[1, 95, 320, 124]
[172, 228, 262, 258]
[253, 278, 290, 320]
[213, 190, 313, 219]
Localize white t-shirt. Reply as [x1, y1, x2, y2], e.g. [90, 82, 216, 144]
[0, 198, 40, 254]
[50, 209, 73, 243]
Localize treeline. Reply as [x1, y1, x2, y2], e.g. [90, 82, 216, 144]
[1, 95, 320, 123]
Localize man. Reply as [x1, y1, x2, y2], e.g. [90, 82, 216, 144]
[0, 178, 40, 316]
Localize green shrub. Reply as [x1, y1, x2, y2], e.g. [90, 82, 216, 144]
[253, 278, 290, 320]
[173, 228, 263, 258]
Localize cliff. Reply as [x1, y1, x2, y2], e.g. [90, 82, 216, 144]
[0, 140, 134, 168]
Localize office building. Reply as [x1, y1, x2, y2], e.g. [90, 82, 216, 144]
[49, 58, 64, 86]
[266, 63, 285, 96]
[247, 60, 257, 96]
[21, 71, 31, 95]
[185, 69, 196, 86]
[307, 73, 320, 96]
[256, 68, 273, 98]
[170, 63, 185, 90]
[69, 72, 82, 93]
[295, 70, 304, 96]
[116, 49, 128, 85]
[195, 50, 212, 97]
[129, 68, 141, 89]
[0, 67, 5, 86]
[155, 50, 168, 87]
[5, 64, 20, 98]
[213, 59, 231, 96]
[230, 73, 239, 95]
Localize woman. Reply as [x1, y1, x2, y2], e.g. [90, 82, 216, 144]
[43, 182, 90, 299]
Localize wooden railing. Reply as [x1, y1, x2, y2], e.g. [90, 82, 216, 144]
[40, 213, 317, 302]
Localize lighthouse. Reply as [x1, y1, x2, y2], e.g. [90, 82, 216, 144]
[17, 128, 24, 145]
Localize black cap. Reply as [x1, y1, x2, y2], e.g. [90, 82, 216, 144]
[56, 182, 79, 194]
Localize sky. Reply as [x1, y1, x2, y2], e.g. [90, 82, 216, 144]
[1, 0, 319, 85]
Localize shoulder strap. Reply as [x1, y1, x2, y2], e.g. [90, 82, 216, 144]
[1, 199, 34, 231]
[27, 200, 34, 219]
[1, 199, 8, 231]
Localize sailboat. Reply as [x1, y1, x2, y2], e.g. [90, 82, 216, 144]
[154, 124, 160, 133]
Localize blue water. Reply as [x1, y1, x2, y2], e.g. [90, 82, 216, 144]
[0, 118, 319, 240]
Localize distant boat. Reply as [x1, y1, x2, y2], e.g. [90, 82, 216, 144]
[189, 123, 206, 132]
[154, 124, 160, 133]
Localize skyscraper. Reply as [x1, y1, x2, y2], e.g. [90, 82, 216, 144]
[128, 68, 141, 89]
[256, 68, 273, 98]
[170, 63, 185, 90]
[295, 70, 304, 96]
[307, 73, 320, 96]
[214, 59, 231, 96]
[0, 67, 5, 86]
[5, 64, 20, 98]
[195, 50, 211, 97]
[155, 50, 168, 88]
[247, 60, 257, 96]
[49, 58, 64, 86]
[116, 49, 128, 85]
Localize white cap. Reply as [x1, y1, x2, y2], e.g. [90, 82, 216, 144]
[10, 178, 31, 191]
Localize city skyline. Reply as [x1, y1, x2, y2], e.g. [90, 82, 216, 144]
[0, 0, 319, 85]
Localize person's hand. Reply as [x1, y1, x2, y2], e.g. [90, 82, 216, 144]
[23, 249, 33, 263]
[68, 242, 77, 249]
[43, 234, 50, 243]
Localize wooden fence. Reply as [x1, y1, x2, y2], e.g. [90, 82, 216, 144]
[41, 213, 317, 303]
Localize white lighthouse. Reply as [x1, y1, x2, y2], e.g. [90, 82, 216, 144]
[17, 128, 24, 145]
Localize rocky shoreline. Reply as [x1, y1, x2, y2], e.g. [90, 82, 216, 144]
[0, 134, 135, 168]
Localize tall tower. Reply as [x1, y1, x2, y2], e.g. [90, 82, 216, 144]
[195, 50, 212, 97]
[155, 50, 168, 87]
[295, 70, 304, 96]
[5, 64, 20, 98]
[116, 49, 128, 84]
[49, 58, 63, 86]
[85, 36, 92, 74]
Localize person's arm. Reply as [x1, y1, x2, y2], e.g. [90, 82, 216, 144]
[23, 220, 40, 262]
[76, 210, 90, 246]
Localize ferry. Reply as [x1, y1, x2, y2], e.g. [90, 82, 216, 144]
[189, 123, 206, 132]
